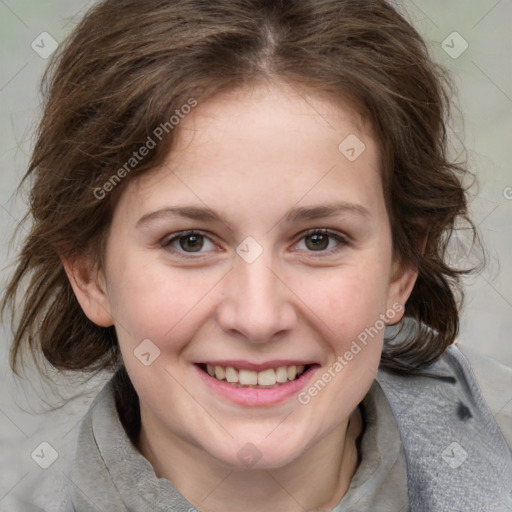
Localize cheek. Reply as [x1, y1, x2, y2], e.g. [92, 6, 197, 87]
[106, 254, 210, 349]
[292, 259, 391, 386]
[304, 264, 391, 336]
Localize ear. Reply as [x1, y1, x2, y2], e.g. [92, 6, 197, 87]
[61, 253, 114, 327]
[385, 234, 427, 325]
[385, 260, 418, 325]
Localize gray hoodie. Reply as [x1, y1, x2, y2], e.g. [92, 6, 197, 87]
[58, 344, 512, 511]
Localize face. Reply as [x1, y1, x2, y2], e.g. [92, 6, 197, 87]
[71, 82, 414, 471]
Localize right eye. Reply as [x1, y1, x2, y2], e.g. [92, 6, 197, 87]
[161, 230, 219, 258]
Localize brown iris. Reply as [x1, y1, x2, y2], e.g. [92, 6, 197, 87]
[305, 233, 329, 251]
[179, 234, 204, 252]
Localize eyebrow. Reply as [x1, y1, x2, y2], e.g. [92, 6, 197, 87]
[137, 206, 227, 228]
[136, 201, 371, 229]
[284, 202, 370, 222]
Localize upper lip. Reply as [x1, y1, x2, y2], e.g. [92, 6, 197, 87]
[197, 360, 316, 371]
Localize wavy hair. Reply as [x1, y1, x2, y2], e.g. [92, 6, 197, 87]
[2, 0, 482, 381]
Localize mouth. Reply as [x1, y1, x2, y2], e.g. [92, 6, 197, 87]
[196, 363, 316, 389]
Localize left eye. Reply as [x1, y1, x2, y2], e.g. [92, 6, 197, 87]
[294, 229, 348, 253]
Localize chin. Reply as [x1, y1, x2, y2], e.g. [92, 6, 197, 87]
[205, 435, 308, 471]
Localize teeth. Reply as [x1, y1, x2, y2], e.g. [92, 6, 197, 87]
[239, 369, 258, 385]
[206, 364, 308, 386]
[225, 366, 238, 383]
[276, 366, 288, 383]
[287, 366, 297, 381]
[215, 366, 226, 380]
[257, 368, 277, 386]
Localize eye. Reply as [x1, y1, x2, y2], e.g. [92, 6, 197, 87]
[293, 229, 349, 254]
[161, 230, 218, 256]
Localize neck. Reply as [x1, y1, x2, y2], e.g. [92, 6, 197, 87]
[138, 407, 363, 512]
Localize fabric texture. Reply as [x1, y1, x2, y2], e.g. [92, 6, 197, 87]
[377, 344, 512, 511]
[63, 344, 512, 512]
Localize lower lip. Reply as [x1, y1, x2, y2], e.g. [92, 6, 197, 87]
[195, 365, 318, 407]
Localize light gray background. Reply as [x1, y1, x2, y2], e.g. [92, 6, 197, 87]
[1, 0, 511, 509]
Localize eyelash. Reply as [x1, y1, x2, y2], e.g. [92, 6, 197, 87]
[295, 228, 350, 254]
[161, 228, 349, 259]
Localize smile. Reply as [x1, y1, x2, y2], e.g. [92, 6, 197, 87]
[195, 361, 319, 406]
[199, 363, 309, 388]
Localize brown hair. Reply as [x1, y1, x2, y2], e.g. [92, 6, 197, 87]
[2, 0, 481, 381]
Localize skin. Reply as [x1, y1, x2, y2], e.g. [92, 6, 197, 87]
[64, 81, 417, 511]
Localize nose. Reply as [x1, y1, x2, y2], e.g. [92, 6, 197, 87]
[216, 250, 297, 344]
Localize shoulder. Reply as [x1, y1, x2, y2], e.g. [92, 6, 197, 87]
[453, 343, 512, 450]
[378, 342, 512, 451]
[376, 343, 512, 509]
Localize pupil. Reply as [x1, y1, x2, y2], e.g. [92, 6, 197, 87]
[180, 235, 203, 252]
[307, 234, 328, 251]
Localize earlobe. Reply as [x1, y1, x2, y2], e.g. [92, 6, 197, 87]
[386, 235, 426, 325]
[61, 253, 114, 327]
[386, 261, 418, 325]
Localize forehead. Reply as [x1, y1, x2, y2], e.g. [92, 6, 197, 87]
[117, 82, 384, 225]
[174, 82, 370, 155]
